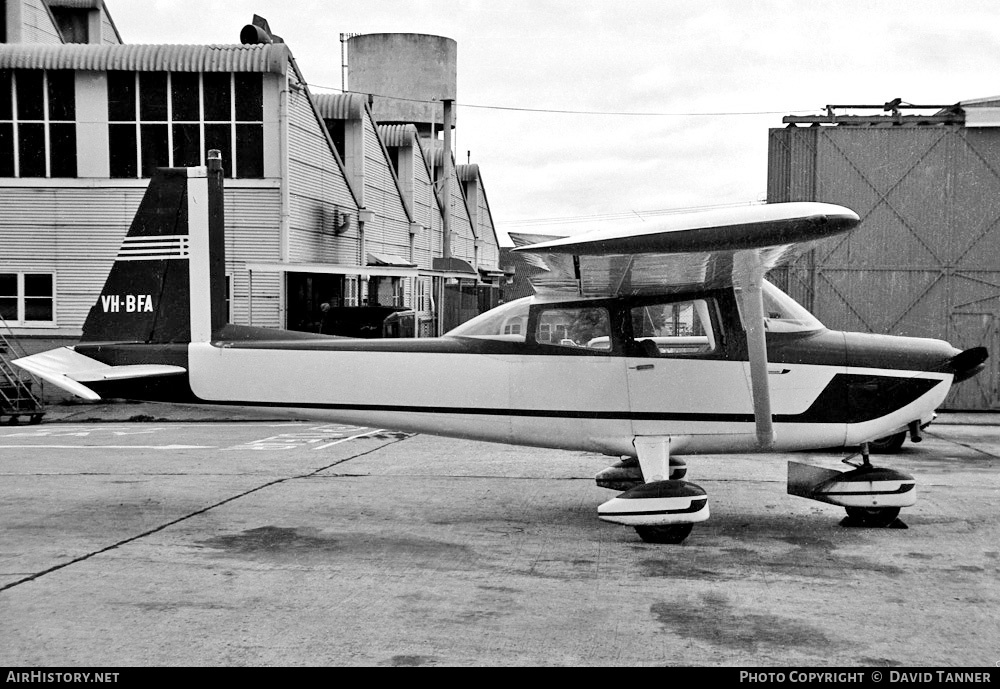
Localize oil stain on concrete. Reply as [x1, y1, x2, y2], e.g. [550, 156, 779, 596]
[651, 591, 832, 653]
[197, 525, 475, 569]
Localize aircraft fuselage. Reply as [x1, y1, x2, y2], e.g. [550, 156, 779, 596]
[77, 285, 969, 458]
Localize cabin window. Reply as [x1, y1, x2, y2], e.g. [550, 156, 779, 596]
[0, 272, 55, 326]
[760, 280, 824, 333]
[629, 297, 716, 356]
[535, 305, 611, 350]
[444, 296, 530, 341]
[108, 72, 264, 179]
[0, 70, 77, 178]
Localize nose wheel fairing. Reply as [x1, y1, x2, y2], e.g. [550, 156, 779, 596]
[788, 450, 916, 527]
[598, 436, 707, 544]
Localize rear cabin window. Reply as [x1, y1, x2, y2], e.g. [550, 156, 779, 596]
[444, 296, 531, 342]
[629, 298, 716, 356]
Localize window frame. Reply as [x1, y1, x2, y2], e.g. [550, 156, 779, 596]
[526, 298, 619, 355]
[625, 292, 726, 359]
[0, 69, 77, 178]
[107, 71, 264, 179]
[0, 272, 57, 327]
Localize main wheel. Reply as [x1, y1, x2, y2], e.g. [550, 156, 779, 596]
[634, 523, 694, 544]
[845, 506, 900, 527]
[868, 431, 906, 454]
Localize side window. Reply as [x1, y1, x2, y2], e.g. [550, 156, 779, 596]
[629, 298, 716, 356]
[0, 70, 77, 178]
[108, 71, 264, 179]
[0, 272, 55, 326]
[534, 306, 611, 350]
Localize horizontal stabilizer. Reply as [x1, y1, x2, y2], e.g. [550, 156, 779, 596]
[12, 347, 185, 402]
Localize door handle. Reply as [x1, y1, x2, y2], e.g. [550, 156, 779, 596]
[629, 364, 655, 371]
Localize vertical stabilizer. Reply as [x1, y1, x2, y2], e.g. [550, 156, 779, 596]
[81, 155, 226, 344]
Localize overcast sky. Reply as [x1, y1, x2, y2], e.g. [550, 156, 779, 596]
[110, 1, 1000, 239]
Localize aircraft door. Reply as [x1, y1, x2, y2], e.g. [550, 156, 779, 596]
[626, 296, 755, 444]
[510, 301, 633, 455]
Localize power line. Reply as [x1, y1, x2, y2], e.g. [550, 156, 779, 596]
[305, 82, 815, 118]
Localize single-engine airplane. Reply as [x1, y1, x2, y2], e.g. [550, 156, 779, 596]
[13, 154, 988, 544]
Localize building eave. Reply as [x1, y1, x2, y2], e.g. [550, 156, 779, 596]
[0, 43, 290, 73]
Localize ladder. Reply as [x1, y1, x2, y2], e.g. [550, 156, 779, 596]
[0, 317, 44, 424]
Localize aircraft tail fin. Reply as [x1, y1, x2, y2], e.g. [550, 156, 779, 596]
[80, 153, 226, 344]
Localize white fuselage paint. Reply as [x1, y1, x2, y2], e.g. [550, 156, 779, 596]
[187, 342, 953, 457]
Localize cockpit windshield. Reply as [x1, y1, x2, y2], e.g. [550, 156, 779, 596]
[445, 296, 533, 341]
[761, 280, 824, 333]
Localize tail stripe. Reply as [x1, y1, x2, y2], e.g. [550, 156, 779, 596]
[117, 235, 191, 260]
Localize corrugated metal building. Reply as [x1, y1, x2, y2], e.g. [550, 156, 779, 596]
[768, 101, 1000, 410]
[0, 3, 503, 351]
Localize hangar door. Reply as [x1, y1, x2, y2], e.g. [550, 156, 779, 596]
[768, 126, 1000, 410]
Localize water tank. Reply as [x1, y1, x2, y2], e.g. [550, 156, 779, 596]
[346, 33, 457, 130]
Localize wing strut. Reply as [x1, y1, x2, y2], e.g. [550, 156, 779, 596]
[734, 255, 775, 450]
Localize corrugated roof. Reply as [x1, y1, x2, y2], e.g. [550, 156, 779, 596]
[47, 0, 102, 8]
[378, 123, 419, 147]
[457, 163, 479, 181]
[425, 141, 445, 167]
[0, 43, 289, 74]
[312, 93, 367, 120]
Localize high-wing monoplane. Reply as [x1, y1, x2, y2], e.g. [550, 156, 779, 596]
[14, 156, 987, 543]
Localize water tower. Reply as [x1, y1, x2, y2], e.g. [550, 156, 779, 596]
[345, 33, 457, 137]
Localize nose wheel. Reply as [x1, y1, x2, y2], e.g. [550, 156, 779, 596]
[844, 506, 901, 527]
[634, 523, 694, 544]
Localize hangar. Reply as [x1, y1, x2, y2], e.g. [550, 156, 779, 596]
[0, 1, 504, 361]
[769, 100, 1000, 410]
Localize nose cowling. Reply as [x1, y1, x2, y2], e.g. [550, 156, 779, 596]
[842, 332, 987, 383]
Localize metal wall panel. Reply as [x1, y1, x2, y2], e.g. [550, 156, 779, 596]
[0, 185, 142, 335]
[21, 0, 63, 44]
[361, 114, 412, 259]
[768, 125, 1000, 409]
[287, 90, 360, 266]
[225, 188, 282, 328]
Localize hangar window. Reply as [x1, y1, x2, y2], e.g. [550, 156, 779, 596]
[0, 272, 55, 326]
[108, 71, 264, 179]
[0, 70, 77, 178]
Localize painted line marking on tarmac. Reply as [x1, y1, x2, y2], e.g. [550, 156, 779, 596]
[313, 429, 386, 450]
[0, 428, 163, 437]
[222, 425, 384, 452]
[0, 444, 214, 450]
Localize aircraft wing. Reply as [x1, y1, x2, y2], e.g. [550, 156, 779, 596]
[513, 202, 860, 450]
[511, 202, 859, 297]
